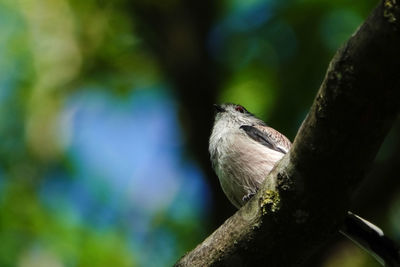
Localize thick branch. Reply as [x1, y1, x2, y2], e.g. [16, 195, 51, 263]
[176, 1, 400, 266]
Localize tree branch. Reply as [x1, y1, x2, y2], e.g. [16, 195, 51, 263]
[175, 1, 400, 266]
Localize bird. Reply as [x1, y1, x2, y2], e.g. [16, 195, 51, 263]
[209, 103, 400, 266]
[209, 103, 290, 208]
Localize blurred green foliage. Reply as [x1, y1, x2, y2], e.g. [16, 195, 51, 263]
[0, 0, 397, 266]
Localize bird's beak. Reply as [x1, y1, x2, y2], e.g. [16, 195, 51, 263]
[214, 104, 225, 113]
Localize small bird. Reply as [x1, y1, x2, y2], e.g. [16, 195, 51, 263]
[209, 103, 400, 266]
[209, 103, 290, 208]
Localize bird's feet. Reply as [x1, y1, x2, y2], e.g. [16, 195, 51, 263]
[242, 192, 255, 203]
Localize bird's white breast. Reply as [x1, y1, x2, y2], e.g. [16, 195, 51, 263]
[209, 122, 285, 208]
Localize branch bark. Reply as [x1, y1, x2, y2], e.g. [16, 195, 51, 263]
[175, 1, 400, 266]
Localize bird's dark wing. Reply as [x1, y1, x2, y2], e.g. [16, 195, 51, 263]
[240, 125, 291, 154]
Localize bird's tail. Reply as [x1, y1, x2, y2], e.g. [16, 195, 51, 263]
[340, 211, 400, 266]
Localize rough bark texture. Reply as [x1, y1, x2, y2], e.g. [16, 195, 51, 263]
[175, 1, 400, 266]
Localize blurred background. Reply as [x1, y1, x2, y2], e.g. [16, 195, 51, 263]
[0, 0, 399, 266]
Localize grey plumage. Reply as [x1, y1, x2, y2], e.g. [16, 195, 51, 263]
[209, 103, 290, 208]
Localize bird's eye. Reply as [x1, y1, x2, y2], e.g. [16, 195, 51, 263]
[235, 106, 245, 113]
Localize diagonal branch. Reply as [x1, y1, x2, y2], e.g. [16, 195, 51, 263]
[175, 1, 400, 266]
